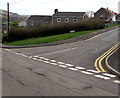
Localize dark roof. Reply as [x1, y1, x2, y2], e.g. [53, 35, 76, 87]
[27, 15, 52, 20]
[53, 12, 86, 17]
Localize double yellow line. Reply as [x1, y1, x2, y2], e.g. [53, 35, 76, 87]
[94, 42, 120, 72]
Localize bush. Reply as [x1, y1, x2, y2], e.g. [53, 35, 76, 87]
[3, 18, 104, 42]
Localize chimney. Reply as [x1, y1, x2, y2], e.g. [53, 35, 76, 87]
[54, 9, 58, 13]
[107, 7, 108, 9]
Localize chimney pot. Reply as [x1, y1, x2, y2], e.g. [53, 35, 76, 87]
[54, 9, 58, 13]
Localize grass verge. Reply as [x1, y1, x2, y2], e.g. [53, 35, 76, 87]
[5, 30, 96, 46]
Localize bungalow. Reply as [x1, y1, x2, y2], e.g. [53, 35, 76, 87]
[26, 15, 52, 27]
[52, 9, 88, 24]
[94, 7, 117, 22]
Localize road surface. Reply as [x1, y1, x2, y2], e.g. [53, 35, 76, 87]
[2, 28, 120, 96]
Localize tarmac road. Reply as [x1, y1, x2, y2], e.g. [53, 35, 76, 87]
[2, 28, 120, 96]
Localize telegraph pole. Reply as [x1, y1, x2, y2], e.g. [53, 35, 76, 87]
[7, 3, 10, 33]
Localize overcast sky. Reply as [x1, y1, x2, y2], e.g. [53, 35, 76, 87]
[0, 0, 120, 15]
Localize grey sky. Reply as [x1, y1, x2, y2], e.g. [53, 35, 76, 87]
[0, 0, 119, 15]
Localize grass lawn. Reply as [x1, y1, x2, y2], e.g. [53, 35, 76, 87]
[5, 23, 120, 46]
[5, 30, 97, 46]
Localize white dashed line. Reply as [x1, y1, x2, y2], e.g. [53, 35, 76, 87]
[50, 60, 57, 62]
[113, 80, 120, 84]
[69, 68, 78, 71]
[39, 57, 46, 59]
[59, 65, 67, 68]
[42, 58, 50, 60]
[87, 69, 100, 73]
[57, 62, 65, 64]
[94, 75, 110, 80]
[76, 66, 85, 70]
[32, 58, 37, 60]
[81, 71, 93, 75]
[65, 64, 74, 67]
[28, 56, 32, 58]
[50, 63, 58, 65]
[43, 61, 51, 64]
[37, 59, 44, 62]
[34, 55, 39, 57]
[103, 73, 116, 78]
[37, 47, 77, 56]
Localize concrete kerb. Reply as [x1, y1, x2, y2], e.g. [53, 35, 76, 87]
[1, 26, 119, 49]
[105, 48, 120, 77]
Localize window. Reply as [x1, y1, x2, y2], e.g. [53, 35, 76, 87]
[73, 18, 77, 23]
[65, 18, 69, 23]
[31, 21, 34, 25]
[100, 14, 103, 17]
[57, 18, 61, 22]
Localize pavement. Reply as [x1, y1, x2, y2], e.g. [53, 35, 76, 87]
[1, 27, 120, 96]
[105, 47, 120, 76]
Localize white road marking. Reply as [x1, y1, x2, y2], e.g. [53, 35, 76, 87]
[87, 69, 100, 73]
[37, 47, 77, 56]
[57, 62, 65, 64]
[94, 75, 110, 80]
[19, 54, 28, 57]
[42, 58, 50, 60]
[59, 65, 67, 68]
[39, 57, 46, 59]
[103, 73, 116, 78]
[113, 80, 120, 84]
[50, 63, 58, 65]
[28, 56, 32, 58]
[32, 58, 37, 60]
[65, 64, 74, 67]
[50, 60, 57, 62]
[34, 55, 39, 57]
[43, 61, 51, 64]
[69, 68, 78, 71]
[76, 66, 85, 70]
[5, 49, 12, 52]
[37, 59, 44, 62]
[81, 71, 93, 75]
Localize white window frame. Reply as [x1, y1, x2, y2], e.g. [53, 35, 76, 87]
[73, 18, 77, 23]
[65, 18, 69, 23]
[57, 18, 61, 22]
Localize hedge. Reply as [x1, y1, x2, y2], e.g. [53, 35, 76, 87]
[2, 18, 104, 43]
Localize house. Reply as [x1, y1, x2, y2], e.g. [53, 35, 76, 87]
[52, 9, 88, 24]
[26, 15, 52, 27]
[116, 14, 120, 23]
[26, 9, 88, 27]
[94, 7, 117, 22]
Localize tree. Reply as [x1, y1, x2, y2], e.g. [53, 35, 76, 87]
[10, 21, 19, 27]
